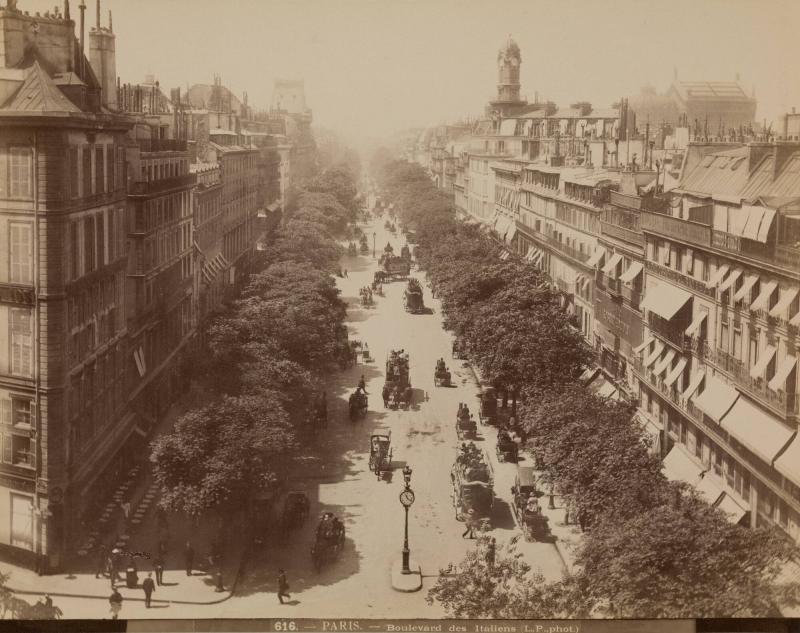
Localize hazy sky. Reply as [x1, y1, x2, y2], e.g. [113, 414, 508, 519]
[23, 0, 800, 143]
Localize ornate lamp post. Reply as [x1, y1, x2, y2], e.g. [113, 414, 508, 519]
[399, 465, 415, 574]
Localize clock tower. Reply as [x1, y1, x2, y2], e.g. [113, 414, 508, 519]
[489, 37, 528, 116]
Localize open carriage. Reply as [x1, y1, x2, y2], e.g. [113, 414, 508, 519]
[369, 431, 393, 480]
[434, 359, 452, 387]
[311, 513, 346, 571]
[456, 406, 478, 439]
[496, 428, 519, 463]
[384, 350, 412, 410]
[451, 445, 494, 526]
[510, 467, 550, 542]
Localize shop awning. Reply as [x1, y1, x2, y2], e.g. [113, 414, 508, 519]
[720, 397, 794, 463]
[733, 274, 759, 302]
[691, 374, 739, 422]
[685, 312, 707, 337]
[718, 268, 742, 292]
[595, 380, 619, 399]
[499, 250, 510, 261]
[601, 252, 623, 276]
[750, 280, 778, 311]
[586, 247, 606, 267]
[768, 355, 797, 392]
[662, 445, 704, 486]
[640, 282, 692, 321]
[790, 310, 800, 328]
[531, 249, 544, 265]
[695, 474, 725, 505]
[633, 336, 654, 354]
[749, 344, 776, 379]
[525, 246, 536, 261]
[664, 357, 688, 387]
[643, 341, 665, 367]
[716, 493, 749, 524]
[683, 369, 706, 399]
[775, 435, 800, 487]
[505, 223, 518, 244]
[653, 349, 677, 377]
[619, 261, 643, 284]
[579, 366, 600, 384]
[769, 287, 799, 318]
[705, 264, 730, 289]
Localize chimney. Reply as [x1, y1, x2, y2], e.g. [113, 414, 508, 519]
[89, 3, 117, 109]
[774, 141, 799, 178]
[78, 2, 86, 77]
[64, 0, 70, 20]
[748, 142, 773, 174]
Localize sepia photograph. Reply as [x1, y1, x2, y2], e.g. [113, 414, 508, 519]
[0, 0, 799, 629]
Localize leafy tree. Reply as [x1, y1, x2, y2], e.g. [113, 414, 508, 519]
[267, 219, 343, 272]
[151, 393, 296, 516]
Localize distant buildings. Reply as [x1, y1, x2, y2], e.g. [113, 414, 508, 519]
[0, 0, 310, 571]
[418, 38, 800, 543]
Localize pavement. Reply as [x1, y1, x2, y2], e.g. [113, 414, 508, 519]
[2, 214, 570, 620]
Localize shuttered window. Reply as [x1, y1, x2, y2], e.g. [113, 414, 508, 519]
[9, 223, 33, 284]
[10, 308, 33, 377]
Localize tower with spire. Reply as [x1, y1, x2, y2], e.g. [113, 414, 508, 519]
[488, 36, 528, 116]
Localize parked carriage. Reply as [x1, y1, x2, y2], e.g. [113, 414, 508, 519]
[280, 490, 310, 533]
[456, 405, 477, 439]
[369, 432, 393, 480]
[349, 391, 368, 421]
[452, 339, 466, 360]
[311, 513, 346, 571]
[510, 467, 550, 542]
[496, 428, 519, 463]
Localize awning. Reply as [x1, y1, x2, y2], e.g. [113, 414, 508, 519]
[586, 247, 606, 267]
[601, 252, 623, 276]
[633, 336, 654, 354]
[653, 349, 677, 377]
[505, 223, 518, 244]
[643, 341, 665, 367]
[499, 250, 510, 261]
[664, 357, 688, 387]
[619, 261, 643, 284]
[640, 281, 692, 321]
[525, 246, 536, 261]
[769, 287, 798, 318]
[705, 264, 730, 289]
[531, 250, 544, 265]
[691, 374, 739, 422]
[662, 445, 704, 486]
[749, 344, 776, 379]
[775, 435, 800, 487]
[718, 268, 742, 292]
[741, 205, 766, 241]
[756, 207, 777, 242]
[750, 280, 778, 311]
[695, 474, 725, 505]
[579, 366, 601, 384]
[768, 355, 797, 392]
[733, 275, 759, 302]
[132, 424, 148, 438]
[683, 369, 706, 399]
[685, 312, 707, 337]
[716, 493, 749, 524]
[595, 380, 619, 399]
[790, 310, 800, 327]
[720, 397, 794, 463]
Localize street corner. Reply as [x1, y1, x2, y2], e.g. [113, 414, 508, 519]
[390, 559, 422, 593]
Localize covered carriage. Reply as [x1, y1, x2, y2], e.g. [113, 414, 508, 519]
[311, 513, 346, 571]
[281, 490, 310, 532]
[451, 445, 494, 526]
[369, 431, 393, 480]
[496, 428, 519, 463]
[510, 467, 550, 541]
[348, 390, 368, 421]
[456, 406, 477, 439]
[384, 350, 412, 410]
[404, 278, 425, 313]
[434, 359, 452, 387]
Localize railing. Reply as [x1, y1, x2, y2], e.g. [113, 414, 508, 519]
[129, 173, 197, 196]
[698, 342, 799, 418]
[641, 211, 711, 246]
[633, 357, 703, 424]
[644, 260, 716, 298]
[648, 313, 691, 351]
[544, 235, 591, 264]
[609, 191, 669, 213]
[136, 139, 188, 153]
[600, 220, 645, 247]
[596, 272, 641, 310]
[712, 230, 800, 272]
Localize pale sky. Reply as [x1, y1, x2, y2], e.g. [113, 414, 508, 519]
[23, 0, 800, 144]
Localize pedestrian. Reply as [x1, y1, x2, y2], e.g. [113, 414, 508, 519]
[110, 548, 122, 586]
[154, 557, 164, 586]
[486, 537, 496, 567]
[344, 268, 348, 278]
[95, 544, 107, 579]
[183, 541, 194, 576]
[120, 501, 131, 521]
[108, 588, 123, 620]
[142, 572, 156, 608]
[382, 385, 389, 408]
[277, 568, 291, 604]
[462, 509, 476, 539]
[44, 594, 53, 609]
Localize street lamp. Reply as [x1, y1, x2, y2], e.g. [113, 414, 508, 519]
[399, 465, 415, 574]
[373, 232, 376, 259]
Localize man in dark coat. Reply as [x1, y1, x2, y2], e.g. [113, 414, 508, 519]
[277, 568, 290, 604]
[108, 588, 123, 619]
[142, 572, 156, 608]
[95, 545, 107, 579]
[183, 541, 194, 576]
[154, 557, 164, 586]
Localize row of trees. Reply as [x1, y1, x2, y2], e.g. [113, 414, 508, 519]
[151, 164, 360, 520]
[372, 155, 799, 618]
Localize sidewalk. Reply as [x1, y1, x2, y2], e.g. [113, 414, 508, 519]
[463, 354, 582, 573]
[2, 384, 249, 607]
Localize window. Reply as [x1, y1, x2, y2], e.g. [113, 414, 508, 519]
[84, 216, 95, 273]
[96, 213, 105, 267]
[11, 397, 32, 428]
[9, 147, 32, 199]
[68, 147, 80, 199]
[10, 308, 33, 377]
[70, 221, 81, 280]
[9, 223, 33, 285]
[106, 144, 115, 192]
[720, 322, 730, 353]
[749, 333, 759, 368]
[82, 146, 92, 197]
[694, 430, 703, 459]
[733, 328, 742, 360]
[95, 145, 105, 194]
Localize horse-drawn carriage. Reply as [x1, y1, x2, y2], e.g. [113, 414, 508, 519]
[456, 404, 477, 439]
[478, 387, 497, 424]
[311, 513, 346, 571]
[496, 427, 519, 462]
[384, 349, 412, 410]
[349, 390, 368, 421]
[451, 444, 493, 525]
[452, 339, 466, 360]
[434, 358, 452, 387]
[510, 467, 550, 542]
[404, 278, 424, 313]
[360, 286, 373, 307]
[400, 244, 412, 261]
[378, 254, 411, 280]
[369, 431, 393, 480]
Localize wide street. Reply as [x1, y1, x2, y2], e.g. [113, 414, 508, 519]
[221, 214, 566, 618]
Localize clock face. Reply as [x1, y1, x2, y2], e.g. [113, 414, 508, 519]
[399, 489, 415, 507]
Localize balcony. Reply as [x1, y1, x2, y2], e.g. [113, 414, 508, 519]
[697, 343, 799, 419]
[596, 272, 641, 310]
[544, 235, 591, 264]
[640, 211, 711, 247]
[600, 220, 645, 247]
[129, 173, 197, 197]
[610, 191, 668, 213]
[648, 313, 691, 351]
[712, 230, 800, 272]
[136, 139, 188, 153]
[645, 260, 717, 299]
[633, 357, 703, 424]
